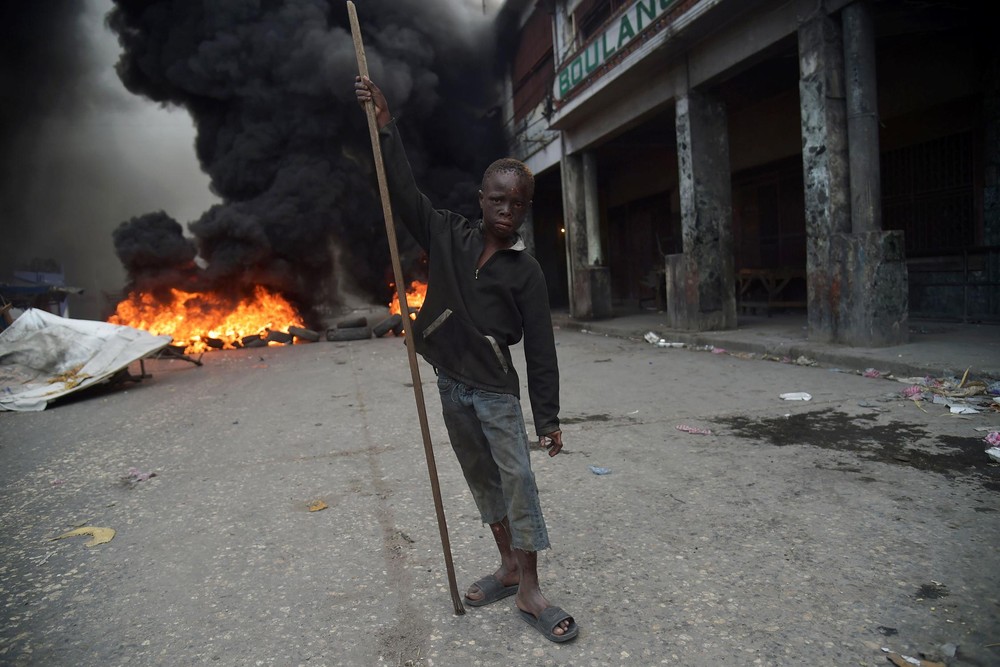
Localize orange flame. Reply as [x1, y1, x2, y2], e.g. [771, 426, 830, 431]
[108, 285, 305, 354]
[388, 280, 427, 320]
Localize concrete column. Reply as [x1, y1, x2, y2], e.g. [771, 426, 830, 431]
[582, 152, 602, 264]
[560, 148, 612, 319]
[843, 1, 882, 233]
[833, 231, 908, 346]
[560, 151, 589, 319]
[798, 13, 851, 342]
[667, 89, 736, 331]
[520, 207, 536, 257]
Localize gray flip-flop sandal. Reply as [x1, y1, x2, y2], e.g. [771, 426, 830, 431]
[518, 605, 579, 642]
[464, 574, 518, 607]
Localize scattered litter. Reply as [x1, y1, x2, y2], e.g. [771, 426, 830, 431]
[863, 368, 882, 378]
[984, 432, 1000, 447]
[710, 347, 726, 354]
[880, 648, 945, 667]
[987, 380, 1000, 396]
[30, 551, 57, 566]
[51, 526, 116, 548]
[588, 466, 612, 475]
[122, 467, 157, 487]
[675, 424, 712, 435]
[780, 392, 812, 401]
[901, 385, 924, 399]
[643, 331, 684, 348]
[949, 405, 979, 415]
[793, 355, 817, 366]
[308, 500, 328, 512]
[987, 448, 1000, 464]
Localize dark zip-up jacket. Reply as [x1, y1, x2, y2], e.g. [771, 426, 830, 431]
[379, 119, 560, 437]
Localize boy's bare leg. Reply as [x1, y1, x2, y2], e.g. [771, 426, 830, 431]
[466, 518, 519, 601]
[514, 549, 572, 636]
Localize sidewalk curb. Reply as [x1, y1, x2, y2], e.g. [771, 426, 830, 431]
[554, 316, 1000, 381]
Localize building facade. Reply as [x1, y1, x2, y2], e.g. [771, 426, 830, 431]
[498, 0, 996, 346]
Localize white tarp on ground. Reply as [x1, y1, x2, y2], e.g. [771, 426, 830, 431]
[0, 308, 171, 412]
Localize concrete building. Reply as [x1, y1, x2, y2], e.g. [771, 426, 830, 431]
[496, 0, 995, 346]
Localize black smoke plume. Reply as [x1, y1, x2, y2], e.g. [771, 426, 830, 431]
[107, 0, 506, 324]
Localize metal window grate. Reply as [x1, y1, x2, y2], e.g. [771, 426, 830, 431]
[881, 131, 975, 253]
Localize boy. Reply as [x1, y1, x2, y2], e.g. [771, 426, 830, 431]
[355, 76, 578, 642]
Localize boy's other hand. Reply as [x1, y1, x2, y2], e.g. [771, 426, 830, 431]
[355, 75, 391, 130]
[540, 430, 564, 457]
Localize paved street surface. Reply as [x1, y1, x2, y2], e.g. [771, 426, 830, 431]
[2, 322, 999, 666]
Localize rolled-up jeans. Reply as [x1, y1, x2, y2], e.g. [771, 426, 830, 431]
[437, 372, 550, 552]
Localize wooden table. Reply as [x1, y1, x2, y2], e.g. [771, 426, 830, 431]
[737, 268, 807, 315]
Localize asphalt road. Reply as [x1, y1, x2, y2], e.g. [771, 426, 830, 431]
[1, 328, 998, 666]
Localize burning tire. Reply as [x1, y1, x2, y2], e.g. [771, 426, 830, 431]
[288, 326, 320, 342]
[326, 325, 371, 342]
[373, 314, 403, 337]
[265, 329, 293, 344]
[336, 316, 368, 329]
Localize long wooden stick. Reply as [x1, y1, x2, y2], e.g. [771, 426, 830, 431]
[347, 1, 465, 616]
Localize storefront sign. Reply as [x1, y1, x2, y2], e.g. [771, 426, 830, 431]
[555, 0, 679, 100]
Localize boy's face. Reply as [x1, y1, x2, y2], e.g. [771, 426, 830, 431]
[479, 171, 532, 243]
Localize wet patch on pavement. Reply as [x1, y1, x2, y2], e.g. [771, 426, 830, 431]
[915, 582, 949, 599]
[716, 410, 1000, 491]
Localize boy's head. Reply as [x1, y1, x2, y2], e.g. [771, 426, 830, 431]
[481, 158, 534, 201]
[478, 158, 534, 242]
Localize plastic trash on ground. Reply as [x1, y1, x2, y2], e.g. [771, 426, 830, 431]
[675, 424, 712, 435]
[588, 465, 612, 475]
[780, 392, 812, 401]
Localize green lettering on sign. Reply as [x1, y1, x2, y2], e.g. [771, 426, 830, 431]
[554, 0, 679, 101]
[617, 14, 635, 47]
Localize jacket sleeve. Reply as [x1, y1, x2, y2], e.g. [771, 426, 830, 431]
[519, 268, 560, 436]
[378, 119, 435, 251]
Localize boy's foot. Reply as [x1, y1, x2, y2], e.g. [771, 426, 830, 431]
[516, 604, 578, 642]
[464, 574, 519, 607]
[516, 590, 576, 640]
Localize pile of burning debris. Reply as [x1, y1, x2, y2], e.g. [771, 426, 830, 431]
[114, 281, 427, 355]
[154, 312, 408, 359]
